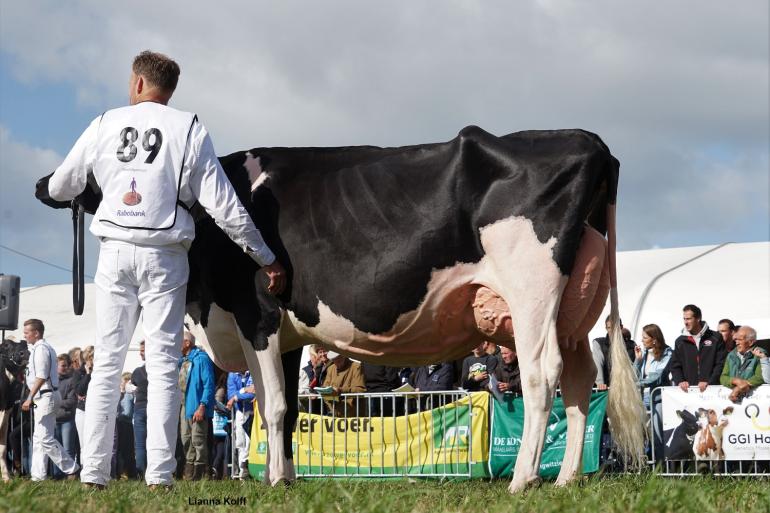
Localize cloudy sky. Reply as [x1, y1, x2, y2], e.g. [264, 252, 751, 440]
[1, 1, 768, 287]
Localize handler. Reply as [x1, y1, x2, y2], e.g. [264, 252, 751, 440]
[48, 50, 285, 489]
[21, 319, 80, 481]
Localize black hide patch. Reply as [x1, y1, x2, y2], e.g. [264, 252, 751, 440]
[188, 127, 618, 337]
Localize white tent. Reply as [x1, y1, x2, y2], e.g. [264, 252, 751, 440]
[5, 283, 145, 372]
[5, 241, 768, 372]
[586, 241, 770, 345]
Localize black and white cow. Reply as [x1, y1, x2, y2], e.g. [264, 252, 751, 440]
[37, 126, 645, 492]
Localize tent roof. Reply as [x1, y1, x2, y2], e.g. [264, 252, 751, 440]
[587, 241, 769, 344]
[6, 283, 144, 372]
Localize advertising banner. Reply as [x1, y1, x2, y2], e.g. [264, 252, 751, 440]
[488, 391, 607, 478]
[249, 392, 490, 479]
[661, 385, 770, 461]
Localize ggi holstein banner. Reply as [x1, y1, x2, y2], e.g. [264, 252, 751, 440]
[662, 385, 770, 461]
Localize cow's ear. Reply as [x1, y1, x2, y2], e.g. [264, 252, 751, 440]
[76, 181, 102, 215]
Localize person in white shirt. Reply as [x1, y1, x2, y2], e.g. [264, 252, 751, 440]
[20, 319, 80, 481]
[751, 346, 770, 384]
[47, 50, 286, 489]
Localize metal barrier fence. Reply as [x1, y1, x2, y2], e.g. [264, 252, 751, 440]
[285, 390, 475, 479]
[648, 386, 770, 476]
[6, 384, 769, 480]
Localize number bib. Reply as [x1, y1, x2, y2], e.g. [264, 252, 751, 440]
[94, 103, 196, 231]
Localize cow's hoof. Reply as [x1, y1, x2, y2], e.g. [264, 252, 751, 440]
[508, 476, 541, 494]
[267, 476, 296, 487]
[554, 474, 586, 487]
[265, 459, 296, 486]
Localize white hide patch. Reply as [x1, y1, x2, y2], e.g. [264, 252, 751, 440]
[244, 151, 270, 191]
[284, 215, 565, 367]
[188, 304, 250, 372]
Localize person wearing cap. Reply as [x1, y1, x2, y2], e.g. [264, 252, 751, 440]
[321, 352, 365, 416]
[20, 319, 80, 481]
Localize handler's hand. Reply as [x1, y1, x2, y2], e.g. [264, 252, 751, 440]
[262, 261, 286, 295]
[21, 399, 32, 412]
[192, 405, 206, 423]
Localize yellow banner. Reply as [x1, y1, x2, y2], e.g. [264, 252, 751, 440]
[249, 392, 490, 478]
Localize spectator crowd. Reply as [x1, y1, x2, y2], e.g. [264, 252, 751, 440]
[1, 303, 768, 482]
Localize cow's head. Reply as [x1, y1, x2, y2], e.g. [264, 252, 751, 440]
[0, 339, 29, 378]
[675, 409, 700, 435]
[35, 172, 102, 214]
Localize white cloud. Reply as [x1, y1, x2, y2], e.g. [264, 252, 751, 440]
[0, 0, 767, 265]
[0, 126, 99, 280]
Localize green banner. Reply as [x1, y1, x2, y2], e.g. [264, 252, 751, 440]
[488, 391, 607, 478]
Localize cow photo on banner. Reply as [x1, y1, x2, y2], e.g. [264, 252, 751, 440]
[661, 385, 770, 462]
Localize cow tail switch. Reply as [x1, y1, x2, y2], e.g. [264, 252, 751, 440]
[605, 201, 646, 470]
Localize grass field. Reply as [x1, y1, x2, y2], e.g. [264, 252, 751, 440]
[1, 472, 768, 513]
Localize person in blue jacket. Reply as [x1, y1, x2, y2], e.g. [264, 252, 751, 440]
[633, 323, 672, 462]
[227, 371, 254, 479]
[178, 331, 215, 480]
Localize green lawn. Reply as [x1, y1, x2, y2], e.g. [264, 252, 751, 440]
[1, 473, 768, 513]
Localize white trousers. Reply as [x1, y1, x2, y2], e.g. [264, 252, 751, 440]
[75, 408, 85, 450]
[31, 392, 78, 480]
[81, 240, 188, 486]
[234, 409, 251, 465]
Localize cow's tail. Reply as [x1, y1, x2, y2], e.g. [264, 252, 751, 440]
[605, 158, 646, 470]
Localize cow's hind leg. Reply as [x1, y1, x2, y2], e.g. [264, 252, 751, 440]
[479, 216, 567, 494]
[507, 298, 564, 493]
[236, 316, 294, 486]
[554, 338, 596, 486]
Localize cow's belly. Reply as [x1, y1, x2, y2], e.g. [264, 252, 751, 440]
[286, 263, 485, 366]
[285, 223, 608, 366]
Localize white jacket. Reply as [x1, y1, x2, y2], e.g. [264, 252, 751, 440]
[49, 102, 275, 266]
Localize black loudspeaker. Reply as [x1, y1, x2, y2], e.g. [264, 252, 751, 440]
[0, 274, 21, 331]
